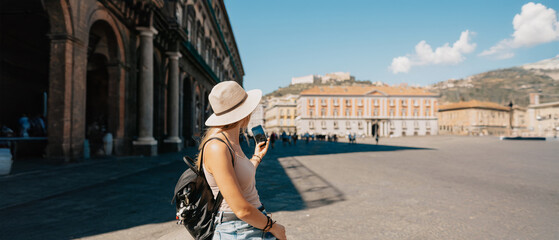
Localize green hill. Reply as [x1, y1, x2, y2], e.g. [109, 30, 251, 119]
[428, 67, 559, 107]
[265, 79, 374, 97]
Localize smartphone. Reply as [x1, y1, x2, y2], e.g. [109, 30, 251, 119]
[251, 125, 268, 145]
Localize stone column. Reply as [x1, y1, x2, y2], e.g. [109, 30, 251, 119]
[133, 27, 158, 156]
[164, 52, 182, 152]
[46, 35, 74, 161]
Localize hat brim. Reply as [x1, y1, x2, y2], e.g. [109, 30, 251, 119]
[205, 89, 262, 127]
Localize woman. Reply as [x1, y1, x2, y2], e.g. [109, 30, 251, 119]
[199, 81, 287, 240]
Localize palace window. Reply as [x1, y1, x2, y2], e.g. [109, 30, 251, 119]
[333, 109, 338, 117]
[402, 108, 407, 117]
[413, 108, 419, 117]
[334, 121, 339, 129]
[374, 99, 379, 106]
[426, 100, 430, 106]
[401, 99, 407, 106]
[402, 121, 407, 129]
[279, 109, 283, 116]
[389, 108, 394, 117]
[321, 108, 326, 117]
[346, 121, 351, 129]
[333, 99, 339, 106]
[357, 99, 363, 106]
[357, 109, 362, 117]
[358, 122, 363, 129]
[321, 121, 327, 129]
[309, 110, 314, 118]
[287, 109, 291, 116]
[308, 99, 314, 106]
[413, 99, 419, 106]
[321, 98, 327, 106]
[309, 121, 314, 129]
[414, 121, 419, 129]
[389, 99, 395, 106]
[187, 14, 194, 41]
[280, 119, 283, 126]
[346, 99, 351, 106]
[196, 26, 203, 52]
[425, 107, 430, 116]
[346, 108, 351, 116]
[426, 121, 431, 128]
[176, 3, 183, 27]
[205, 39, 211, 62]
[373, 108, 378, 116]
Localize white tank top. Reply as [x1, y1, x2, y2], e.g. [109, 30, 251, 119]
[202, 138, 262, 212]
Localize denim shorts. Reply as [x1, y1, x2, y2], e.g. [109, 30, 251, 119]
[212, 210, 276, 240]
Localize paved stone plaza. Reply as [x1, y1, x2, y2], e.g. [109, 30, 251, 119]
[1, 136, 558, 239]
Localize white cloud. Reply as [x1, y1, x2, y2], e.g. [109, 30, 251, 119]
[390, 56, 411, 74]
[390, 30, 476, 74]
[480, 2, 559, 58]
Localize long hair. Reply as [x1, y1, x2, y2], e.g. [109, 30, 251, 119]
[196, 115, 251, 168]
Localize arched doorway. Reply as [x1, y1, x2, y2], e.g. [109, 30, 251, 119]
[182, 76, 194, 146]
[85, 21, 119, 156]
[0, 0, 50, 136]
[371, 122, 379, 138]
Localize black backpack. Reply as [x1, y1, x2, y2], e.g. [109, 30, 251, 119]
[172, 137, 234, 240]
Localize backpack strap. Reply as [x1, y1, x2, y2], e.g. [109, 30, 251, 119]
[199, 136, 235, 212]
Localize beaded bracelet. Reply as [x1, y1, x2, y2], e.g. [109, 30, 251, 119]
[263, 216, 276, 232]
[252, 154, 262, 162]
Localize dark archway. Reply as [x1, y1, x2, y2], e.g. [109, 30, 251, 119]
[85, 21, 119, 156]
[182, 76, 194, 146]
[371, 123, 379, 137]
[0, 0, 50, 139]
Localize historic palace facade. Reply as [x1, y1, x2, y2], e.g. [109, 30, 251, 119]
[297, 86, 439, 137]
[1, 0, 244, 160]
[264, 95, 298, 135]
[437, 100, 514, 136]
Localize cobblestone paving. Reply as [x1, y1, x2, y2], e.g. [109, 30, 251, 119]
[1, 136, 558, 239]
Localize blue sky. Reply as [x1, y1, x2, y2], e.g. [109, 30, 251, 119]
[224, 0, 559, 94]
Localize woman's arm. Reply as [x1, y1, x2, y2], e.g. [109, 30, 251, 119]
[204, 141, 270, 227]
[250, 138, 270, 168]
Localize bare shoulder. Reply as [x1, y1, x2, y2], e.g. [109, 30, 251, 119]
[205, 138, 228, 151]
[204, 138, 232, 164]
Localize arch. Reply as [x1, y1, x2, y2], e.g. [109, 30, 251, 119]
[85, 20, 123, 156]
[1, 0, 50, 146]
[182, 75, 195, 146]
[85, 5, 128, 156]
[86, 4, 126, 62]
[44, 0, 73, 35]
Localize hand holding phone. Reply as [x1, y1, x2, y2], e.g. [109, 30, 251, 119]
[251, 125, 268, 145]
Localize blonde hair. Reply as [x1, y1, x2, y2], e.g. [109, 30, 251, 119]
[196, 115, 251, 168]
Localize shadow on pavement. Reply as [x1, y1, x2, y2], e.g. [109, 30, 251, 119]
[244, 140, 432, 212]
[0, 140, 430, 240]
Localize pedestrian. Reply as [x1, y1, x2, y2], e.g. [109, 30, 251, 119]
[270, 132, 277, 149]
[18, 114, 30, 137]
[199, 81, 286, 240]
[281, 131, 288, 146]
[375, 133, 379, 145]
[292, 132, 297, 145]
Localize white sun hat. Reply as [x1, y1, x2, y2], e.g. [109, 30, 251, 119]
[205, 81, 262, 126]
